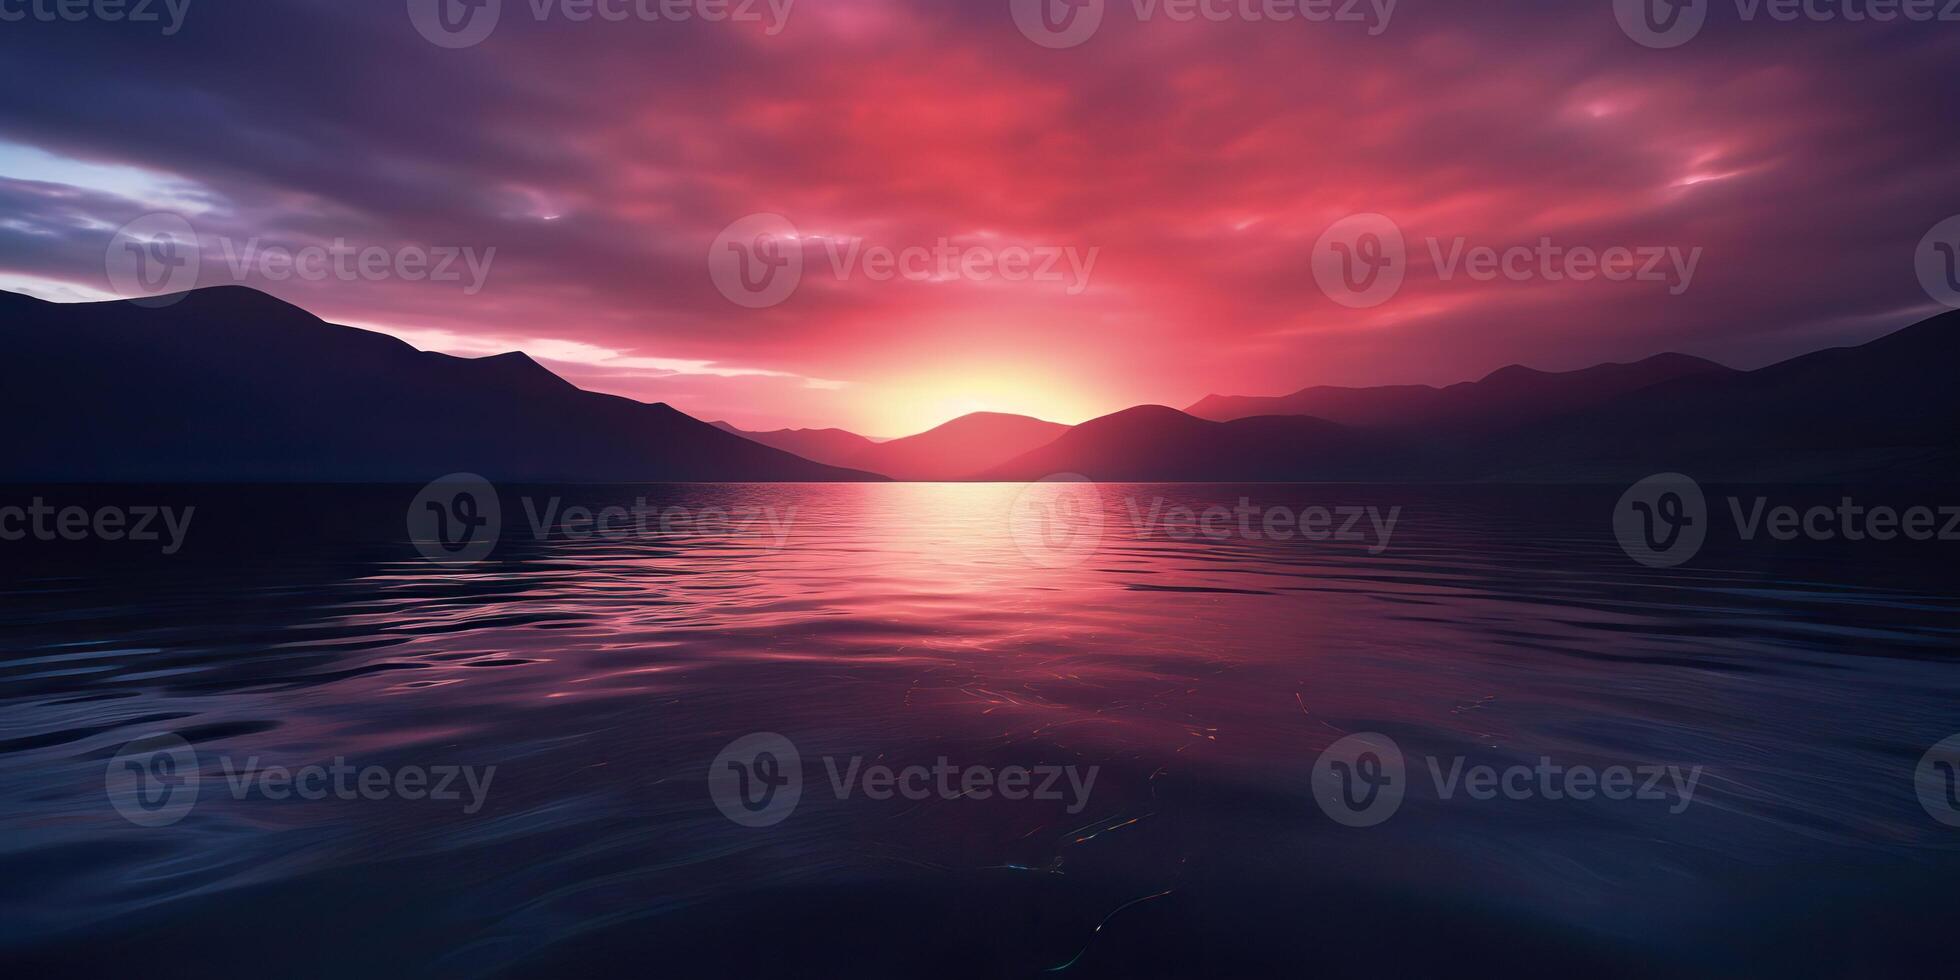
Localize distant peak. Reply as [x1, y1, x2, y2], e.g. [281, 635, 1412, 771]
[476, 350, 544, 368]
[1475, 352, 1732, 387]
[1095, 404, 1196, 424]
[938, 411, 1053, 426]
[155, 284, 319, 321]
[1477, 364, 1550, 385]
[915, 411, 1065, 435]
[468, 350, 577, 391]
[1635, 351, 1733, 371]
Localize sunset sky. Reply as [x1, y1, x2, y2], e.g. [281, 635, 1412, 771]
[2, 1, 1957, 436]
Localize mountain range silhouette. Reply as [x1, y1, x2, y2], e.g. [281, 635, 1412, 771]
[717, 413, 1068, 481]
[0, 287, 879, 482]
[6, 286, 1957, 482]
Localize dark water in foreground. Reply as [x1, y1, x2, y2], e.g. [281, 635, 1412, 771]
[2, 483, 1958, 978]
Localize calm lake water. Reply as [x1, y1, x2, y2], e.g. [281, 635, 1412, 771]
[2, 483, 1958, 977]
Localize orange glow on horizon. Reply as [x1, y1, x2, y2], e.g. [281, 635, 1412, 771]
[858, 366, 1120, 436]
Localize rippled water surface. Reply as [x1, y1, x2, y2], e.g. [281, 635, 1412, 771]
[3, 483, 1958, 977]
